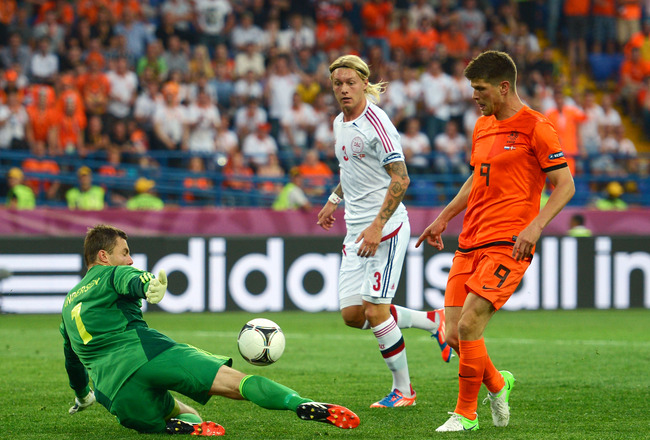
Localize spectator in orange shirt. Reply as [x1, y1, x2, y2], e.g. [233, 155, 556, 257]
[222, 151, 254, 206]
[297, 148, 333, 197]
[77, 0, 141, 25]
[412, 16, 440, 55]
[52, 94, 87, 156]
[35, 0, 75, 26]
[127, 120, 149, 155]
[21, 139, 61, 201]
[77, 0, 106, 25]
[107, 0, 142, 22]
[619, 46, 647, 118]
[544, 89, 587, 175]
[183, 156, 214, 204]
[624, 19, 650, 65]
[389, 13, 419, 59]
[439, 19, 470, 60]
[361, 0, 393, 60]
[315, 11, 349, 53]
[0, 0, 17, 43]
[77, 52, 111, 117]
[26, 85, 58, 154]
[57, 74, 87, 127]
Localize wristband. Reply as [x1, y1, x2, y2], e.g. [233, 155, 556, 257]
[328, 193, 342, 205]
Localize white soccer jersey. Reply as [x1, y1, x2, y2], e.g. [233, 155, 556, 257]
[334, 101, 408, 225]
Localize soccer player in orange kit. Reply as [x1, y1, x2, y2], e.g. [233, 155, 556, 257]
[416, 51, 575, 431]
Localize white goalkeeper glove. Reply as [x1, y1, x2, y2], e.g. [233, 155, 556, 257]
[145, 269, 167, 304]
[69, 390, 95, 414]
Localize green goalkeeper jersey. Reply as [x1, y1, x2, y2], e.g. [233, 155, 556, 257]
[60, 265, 175, 403]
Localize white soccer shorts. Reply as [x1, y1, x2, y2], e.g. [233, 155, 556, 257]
[338, 217, 410, 308]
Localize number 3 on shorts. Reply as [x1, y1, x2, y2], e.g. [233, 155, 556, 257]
[373, 272, 381, 291]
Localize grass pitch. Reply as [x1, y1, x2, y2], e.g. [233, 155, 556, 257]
[1, 309, 648, 440]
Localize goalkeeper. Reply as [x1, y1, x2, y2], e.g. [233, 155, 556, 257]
[61, 224, 359, 436]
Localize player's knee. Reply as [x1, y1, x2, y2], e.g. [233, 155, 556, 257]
[362, 307, 380, 324]
[212, 365, 246, 399]
[457, 317, 477, 339]
[340, 308, 365, 328]
[362, 303, 391, 326]
[342, 315, 365, 328]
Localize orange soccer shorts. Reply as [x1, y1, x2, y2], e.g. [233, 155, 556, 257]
[445, 245, 531, 310]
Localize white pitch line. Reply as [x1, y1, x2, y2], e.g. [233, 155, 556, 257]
[7, 328, 648, 348]
[160, 330, 650, 347]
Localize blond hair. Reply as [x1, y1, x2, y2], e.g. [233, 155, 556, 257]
[329, 55, 387, 104]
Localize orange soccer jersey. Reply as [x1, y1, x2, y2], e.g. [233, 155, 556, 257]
[459, 106, 568, 250]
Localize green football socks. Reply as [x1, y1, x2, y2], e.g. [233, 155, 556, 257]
[240, 375, 311, 411]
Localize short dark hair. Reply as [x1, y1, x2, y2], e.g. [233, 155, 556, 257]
[83, 224, 128, 267]
[464, 50, 517, 87]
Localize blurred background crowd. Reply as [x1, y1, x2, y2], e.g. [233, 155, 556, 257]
[0, 0, 649, 211]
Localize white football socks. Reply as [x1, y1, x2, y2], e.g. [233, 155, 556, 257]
[372, 315, 412, 396]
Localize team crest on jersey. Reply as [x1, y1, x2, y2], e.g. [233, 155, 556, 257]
[351, 136, 365, 157]
[504, 131, 519, 150]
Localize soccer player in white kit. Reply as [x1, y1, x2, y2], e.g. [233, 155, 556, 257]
[317, 55, 451, 409]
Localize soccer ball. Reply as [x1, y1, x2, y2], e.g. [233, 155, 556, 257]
[237, 318, 285, 366]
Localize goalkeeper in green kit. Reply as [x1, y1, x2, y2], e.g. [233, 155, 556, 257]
[61, 224, 359, 436]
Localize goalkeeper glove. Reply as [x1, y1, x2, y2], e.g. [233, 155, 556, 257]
[145, 269, 167, 304]
[69, 390, 95, 414]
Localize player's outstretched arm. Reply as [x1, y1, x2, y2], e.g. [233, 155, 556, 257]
[416, 174, 473, 249]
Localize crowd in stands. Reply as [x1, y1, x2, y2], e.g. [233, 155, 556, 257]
[1, 0, 650, 211]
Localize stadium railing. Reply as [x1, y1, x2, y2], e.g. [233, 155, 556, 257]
[1, 150, 648, 208]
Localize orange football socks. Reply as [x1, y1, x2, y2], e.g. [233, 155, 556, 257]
[455, 338, 487, 419]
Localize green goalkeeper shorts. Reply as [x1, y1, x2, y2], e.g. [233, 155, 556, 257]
[109, 343, 232, 433]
